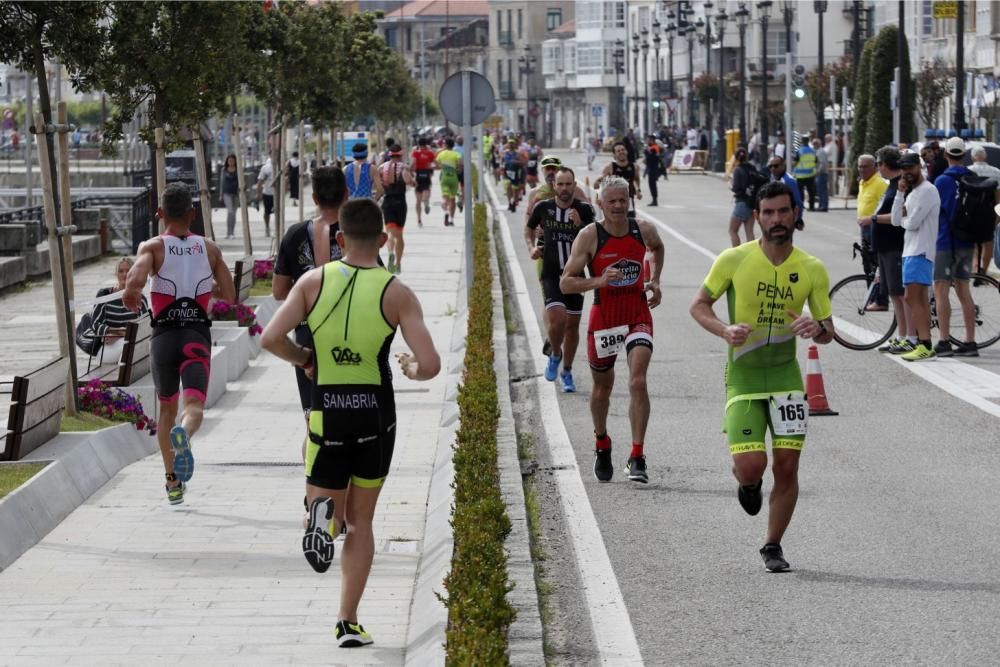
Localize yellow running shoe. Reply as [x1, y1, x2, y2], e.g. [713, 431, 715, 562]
[901, 343, 936, 362]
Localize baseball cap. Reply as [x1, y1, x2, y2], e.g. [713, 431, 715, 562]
[944, 136, 967, 157]
[540, 156, 562, 168]
[898, 152, 921, 168]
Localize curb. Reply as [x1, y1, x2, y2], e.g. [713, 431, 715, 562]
[404, 235, 468, 665]
[487, 204, 546, 665]
[0, 423, 156, 572]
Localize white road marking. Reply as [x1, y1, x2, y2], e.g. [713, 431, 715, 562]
[636, 206, 1000, 420]
[488, 182, 644, 666]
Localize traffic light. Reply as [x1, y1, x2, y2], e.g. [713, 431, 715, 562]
[792, 64, 806, 100]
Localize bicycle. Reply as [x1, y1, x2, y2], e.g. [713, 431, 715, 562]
[828, 242, 1000, 350]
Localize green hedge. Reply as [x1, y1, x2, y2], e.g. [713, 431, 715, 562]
[443, 202, 515, 665]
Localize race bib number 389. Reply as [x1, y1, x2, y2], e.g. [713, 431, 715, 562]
[594, 325, 629, 359]
[768, 393, 808, 436]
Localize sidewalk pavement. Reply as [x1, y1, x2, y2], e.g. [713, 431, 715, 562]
[0, 183, 467, 664]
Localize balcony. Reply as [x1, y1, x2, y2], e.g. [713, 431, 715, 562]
[499, 81, 515, 99]
[498, 30, 513, 47]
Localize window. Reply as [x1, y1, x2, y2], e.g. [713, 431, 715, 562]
[547, 8, 562, 31]
[765, 27, 789, 59]
[497, 10, 502, 40]
[922, 0, 933, 35]
[497, 59, 503, 85]
[384, 27, 397, 49]
[406, 26, 412, 52]
[611, 1, 626, 28]
[577, 1, 601, 29]
[639, 6, 649, 32]
[577, 42, 605, 74]
[518, 9, 523, 39]
[566, 42, 577, 74]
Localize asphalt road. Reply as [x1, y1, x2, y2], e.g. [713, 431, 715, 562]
[501, 150, 1000, 665]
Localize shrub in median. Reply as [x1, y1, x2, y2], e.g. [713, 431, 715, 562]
[443, 202, 516, 664]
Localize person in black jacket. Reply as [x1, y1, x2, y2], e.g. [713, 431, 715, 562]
[221, 154, 240, 239]
[643, 136, 662, 206]
[728, 147, 759, 246]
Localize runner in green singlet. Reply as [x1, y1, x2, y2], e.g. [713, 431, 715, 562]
[689, 180, 834, 573]
[435, 138, 461, 227]
[261, 199, 440, 647]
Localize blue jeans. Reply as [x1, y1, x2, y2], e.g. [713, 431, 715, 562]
[816, 172, 829, 211]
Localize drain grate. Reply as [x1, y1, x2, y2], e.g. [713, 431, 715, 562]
[208, 461, 302, 467]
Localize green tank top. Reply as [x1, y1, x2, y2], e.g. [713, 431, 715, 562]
[307, 261, 397, 443]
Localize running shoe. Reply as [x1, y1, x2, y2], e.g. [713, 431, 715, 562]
[560, 369, 576, 393]
[165, 481, 185, 505]
[737, 479, 763, 516]
[594, 436, 613, 483]
[901, 344, 936, 362]
[933, 340, 954, 357]
[544, 354, 561, 382]
[335, 620, 373, 648]
[303, 497, 336, 574]
[169, 425, 194, 482]
[889, 339, 915, 355]
[387, 253, 396, 274]
[956, 341, 980, 357]
[760, 543, 790, 572]
[877, 337, 900, 353]
[444, 214, 450, 226]
[625, 455, 648, 483]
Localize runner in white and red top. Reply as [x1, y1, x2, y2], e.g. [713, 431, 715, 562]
[559, 175, 665, 485]
[123, 183, 236, 505]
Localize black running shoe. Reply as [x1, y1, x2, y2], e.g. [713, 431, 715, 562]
[956, 341, 980, 357]
[625, 455, 648, 483]
[594, 437, 613, 482]
[760, 542, 789, 572]
[934, 340, 954, 357]
[738, 479, 763, 516]
[760, 543, 790, 572]
[334, 620, 373, 648]
[303, 497, 335, 573]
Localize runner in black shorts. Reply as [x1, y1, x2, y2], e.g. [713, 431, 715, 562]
[262, 198, 440, 647]
[410, 137, 437, 226]
[526, 167, 595, 393]
[274, 166, 348, 449]
[123, 183, 235, 505]
[378, 146, 414, 274]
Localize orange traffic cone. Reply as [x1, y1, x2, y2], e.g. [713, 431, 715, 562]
[805, 344, 838, 416]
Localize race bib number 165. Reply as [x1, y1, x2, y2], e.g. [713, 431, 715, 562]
[594, 325, 628, 359]
[768, 393, 808, 436]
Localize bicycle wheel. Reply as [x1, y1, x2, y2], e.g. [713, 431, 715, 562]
[828, 274, 897, 350]
[946, 273, 1000, 349]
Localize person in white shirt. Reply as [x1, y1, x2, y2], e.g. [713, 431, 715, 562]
[968, 145, 1000, 275]
[686, 126, 699, 150]
[823, 133, 839, 197]
[255, 158, 275, 238]
[891, 151, 941, 361]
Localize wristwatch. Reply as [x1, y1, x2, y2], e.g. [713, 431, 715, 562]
[816, 321, 828, 337]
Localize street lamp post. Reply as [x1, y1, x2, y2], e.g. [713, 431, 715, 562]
[665, 21, 676, 127]
[632, 39, 640, 128]
[702, 2, 713, 145]
[814, 1, 827, 141]
[781, 1, 794, 154]
[642, 36, 650, 135]
[713, 8, 729, 172]
[652, 19, 662, 130]
[757, 1, 772, 159]
[613, 39, 626, 133]
[518, 45, 537, 139]
[735, 3, 750, 144]
[685, 25, 695, 128]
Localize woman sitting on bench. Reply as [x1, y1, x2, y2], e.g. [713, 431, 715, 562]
[78, 257, 150, 363]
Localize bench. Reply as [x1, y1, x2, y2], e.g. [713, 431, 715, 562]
[79, 315, 153, 388]
[232, 255, 254, 304]
[2, 357, 70, 461]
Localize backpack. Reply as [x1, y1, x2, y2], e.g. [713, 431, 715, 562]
[75, 312, 102, 357]
[743, 164, 769, 204]
[951, 173, 998, 243]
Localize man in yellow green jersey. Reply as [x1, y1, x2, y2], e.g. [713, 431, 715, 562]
[689, 180, 834, 573]
[435, 137, 462, 226]
[261, 198, 440, 647]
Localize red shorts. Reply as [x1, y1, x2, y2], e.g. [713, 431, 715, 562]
[586, 305, 653, 371]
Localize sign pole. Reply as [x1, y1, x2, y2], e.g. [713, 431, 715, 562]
[462, 71, 473, 298]
[154, 127, 166, 234]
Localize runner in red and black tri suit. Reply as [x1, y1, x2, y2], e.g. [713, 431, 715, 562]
[561, 175, 664, 485]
